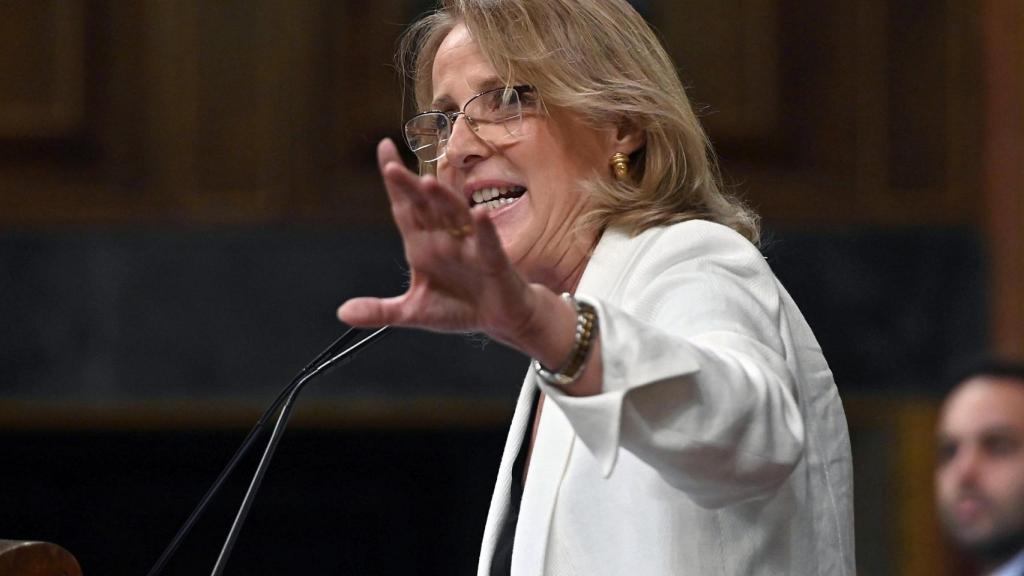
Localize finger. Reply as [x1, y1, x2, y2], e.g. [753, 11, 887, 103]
[378, 139, 424, 210]
[421, 175, 472, 229]
[377, 139, 466, 222]
[377, 139, 469, 241]
[471, 207, 510, 270]
[379, 151, 427, 208]
[377, 144, 439, 231]
[376, 138, 405, 174]
[381, 166, 471, 240]
[385, 168, 460, 236]
[337, 296, 405, 328]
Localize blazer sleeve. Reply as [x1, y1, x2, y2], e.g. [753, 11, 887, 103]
[537, 224, 805, 509]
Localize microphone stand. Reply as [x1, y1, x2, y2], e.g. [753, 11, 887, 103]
[145, 326, 391, 576]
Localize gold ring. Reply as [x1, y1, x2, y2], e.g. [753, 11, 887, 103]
[446, 223, 474, 239]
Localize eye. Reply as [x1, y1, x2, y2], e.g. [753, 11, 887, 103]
[511, 87, 539, 113]
[983, 434, 1021, 457]
[937, 440, 957, 466]
[407, 113, 447, 133]
[478, 88, 515, 112]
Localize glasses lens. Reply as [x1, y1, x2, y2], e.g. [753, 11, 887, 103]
[465, 86, 522, 142]
[404, 113, 450, 162]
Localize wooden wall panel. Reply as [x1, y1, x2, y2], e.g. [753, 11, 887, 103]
[846, 397, 972, 576]
[659, 0, 781, 143]
[0, 0, 416, 226]
[983, 0, 1024, 356]
[143, 0, 326, 222]
[142, 0, 200, 218]
[0, 0, 86, 139]
[323, 0, 408, 225]
[0, 0, 989, 230]
[658, 0, 983, 229]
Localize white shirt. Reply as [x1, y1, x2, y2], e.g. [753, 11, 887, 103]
[477, 221, 856, 575]
[992, 549, 1024, 576]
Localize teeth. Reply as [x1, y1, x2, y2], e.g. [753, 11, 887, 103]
[470, 186, 525, 208]
[481, 197, 517, 210]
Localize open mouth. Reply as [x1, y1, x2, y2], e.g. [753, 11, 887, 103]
[469, 185, 527, 210]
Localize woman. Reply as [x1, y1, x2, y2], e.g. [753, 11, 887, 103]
[338, 0, 855, 574]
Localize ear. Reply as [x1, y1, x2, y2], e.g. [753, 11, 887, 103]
[607, 119, 645, 157]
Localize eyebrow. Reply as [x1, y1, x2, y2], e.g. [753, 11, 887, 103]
[981, 425, 1024, 438]
[430, 76, 507, 110]
[937, 425, 1024, 443]
[430, 94, 457, 111]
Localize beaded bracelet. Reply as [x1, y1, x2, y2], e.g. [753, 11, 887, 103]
[532, 293, 598, 387]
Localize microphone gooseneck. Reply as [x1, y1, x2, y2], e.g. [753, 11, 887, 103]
[209, 325, 390, 576]
[145, 325, 391, 576]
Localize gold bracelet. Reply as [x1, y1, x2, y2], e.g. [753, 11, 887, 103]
[532, 293, 598, 387]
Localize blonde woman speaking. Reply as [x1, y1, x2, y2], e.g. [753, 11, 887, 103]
[339, 1, 855, 574]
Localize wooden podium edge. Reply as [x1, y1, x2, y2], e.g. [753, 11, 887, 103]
[0, 540, 83, 576]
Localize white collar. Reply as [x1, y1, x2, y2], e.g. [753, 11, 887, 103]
[991, 548, 1024, 576]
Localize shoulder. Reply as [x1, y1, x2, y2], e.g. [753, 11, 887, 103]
[599, 219, 768, 277]
[586, 220, 787, 348]
[582, 219, 777, 308]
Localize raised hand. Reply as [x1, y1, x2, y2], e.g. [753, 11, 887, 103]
[337, 139, 556, 350]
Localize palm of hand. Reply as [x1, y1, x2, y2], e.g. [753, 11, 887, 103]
[338, 139, 537, 346]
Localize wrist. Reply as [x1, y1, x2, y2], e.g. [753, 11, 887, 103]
[532, 293, 598, 388]
[507, 285, 578, 365]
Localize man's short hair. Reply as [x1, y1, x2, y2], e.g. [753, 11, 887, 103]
[943, 357, 1024, 396]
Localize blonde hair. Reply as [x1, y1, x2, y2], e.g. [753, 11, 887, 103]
[398, 0, 760, 244]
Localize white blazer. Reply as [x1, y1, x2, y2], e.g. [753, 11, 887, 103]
[477, 221, 855, 576]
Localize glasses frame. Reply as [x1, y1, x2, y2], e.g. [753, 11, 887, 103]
[403, 84, 535, 163]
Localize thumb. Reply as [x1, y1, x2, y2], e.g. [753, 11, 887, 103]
[337, 296, 403, 327]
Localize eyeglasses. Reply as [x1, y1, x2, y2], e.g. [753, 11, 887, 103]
[403, 85, 535, 163]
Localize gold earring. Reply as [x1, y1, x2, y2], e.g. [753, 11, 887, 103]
[609, 152, 630, 181]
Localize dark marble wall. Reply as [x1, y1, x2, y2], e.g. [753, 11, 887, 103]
[764, 228, 989, 392]
[0, 227, 987, 408]
[0, 230, 528, 407]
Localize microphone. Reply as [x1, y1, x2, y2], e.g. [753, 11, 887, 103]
[146, 325, 391, 576]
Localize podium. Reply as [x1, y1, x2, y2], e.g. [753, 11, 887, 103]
[0, 540, 81, 576]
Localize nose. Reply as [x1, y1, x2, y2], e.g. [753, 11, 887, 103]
[950, 445, 983, 485]
[442, 114, 490, 170]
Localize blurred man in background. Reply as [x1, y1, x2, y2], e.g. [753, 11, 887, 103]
[937, 360, 1024, 576]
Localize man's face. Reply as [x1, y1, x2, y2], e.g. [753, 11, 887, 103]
[936, 376, 1024, 564]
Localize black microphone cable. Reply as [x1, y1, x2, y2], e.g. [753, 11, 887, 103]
[145, 325, 391, 576]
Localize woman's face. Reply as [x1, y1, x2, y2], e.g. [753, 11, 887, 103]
[430, 23, 613, 288]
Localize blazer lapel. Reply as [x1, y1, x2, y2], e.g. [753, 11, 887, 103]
[482, 227, 647, 575]
[477, 377, 538, 575]
[510, 389, 575, 575]
[585, 228, 646, 295]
